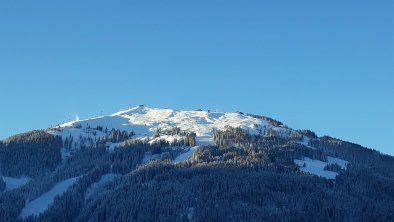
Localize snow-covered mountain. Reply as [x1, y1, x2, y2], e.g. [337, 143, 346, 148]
[51, 104, 295, 150]
[1, 104, 394, 221]
[50, 105, 348, 179]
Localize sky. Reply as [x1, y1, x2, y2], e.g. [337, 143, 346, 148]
[0, 1, 393, 155]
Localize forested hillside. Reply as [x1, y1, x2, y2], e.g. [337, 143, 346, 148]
[0, 131, 62, 177]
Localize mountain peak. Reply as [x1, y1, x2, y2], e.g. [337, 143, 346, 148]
[56, 105, 291, 147]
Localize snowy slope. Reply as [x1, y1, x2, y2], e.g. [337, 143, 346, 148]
[297, 136, 316, 150]
[294, 157, 348, 179]
[173, 146, 199, 163]
[1, 176, 31, 191]
[52, 105, 292, 150]
[20, 177, 80, 219]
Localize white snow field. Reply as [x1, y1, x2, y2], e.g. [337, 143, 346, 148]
[173, 146, 199, 163]
[20, 177, 80, 219]
[1, 176, 31, 191]
[51, 105, 296, 153]
[294, 156, 348, 179]
[297, 136, 316, 150]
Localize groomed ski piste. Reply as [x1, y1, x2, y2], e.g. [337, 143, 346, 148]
[20, 177, 80, 219]
[294, 156, 349, 179]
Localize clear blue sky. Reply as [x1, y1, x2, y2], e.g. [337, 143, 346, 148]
[0, 1, 393, 155]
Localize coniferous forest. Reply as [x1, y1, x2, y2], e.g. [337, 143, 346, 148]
[0, 126, 393, 222]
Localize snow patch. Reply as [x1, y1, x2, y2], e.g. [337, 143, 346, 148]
[296, 136, 316, 150]
[173, 146, 199, 163]
[148, 135, 185, 145]
[20, 177, 80, 219]
[187, 207, 195, 221]
[294, 156, 348, 179]
[196, 136, 214, 145]
[1, 176, 31, 191]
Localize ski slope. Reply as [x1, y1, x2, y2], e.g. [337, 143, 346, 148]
[20, 177, 80, 219]
[294, 156, 348, 179]
[173, 146, 199, 163]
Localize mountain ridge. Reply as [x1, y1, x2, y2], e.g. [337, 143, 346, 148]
[54, 105, 299, 144]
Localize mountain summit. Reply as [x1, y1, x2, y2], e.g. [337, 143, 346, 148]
[57, 105, 290, 146]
